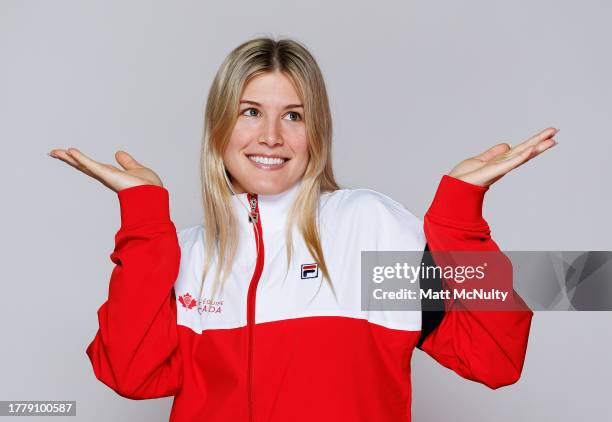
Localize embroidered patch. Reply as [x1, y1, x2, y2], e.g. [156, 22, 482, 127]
[301, 263, 319, 279]
[178, 292, 197, 309]
[178, 292, 223, 314]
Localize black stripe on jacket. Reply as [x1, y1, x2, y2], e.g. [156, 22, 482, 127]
[416, 243, 446, 349]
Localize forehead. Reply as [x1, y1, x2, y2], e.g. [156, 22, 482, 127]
[241, 71, 302, 105]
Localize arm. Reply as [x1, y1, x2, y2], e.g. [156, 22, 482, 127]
[85, 184, 183, 399]
[416, 175, 533, 389]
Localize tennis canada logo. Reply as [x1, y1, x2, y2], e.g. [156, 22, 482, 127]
[178, 292, 223, 314]
[301, 263, 319, 279]
[198, 298, 223, 314]
[178, 292, 197, 310]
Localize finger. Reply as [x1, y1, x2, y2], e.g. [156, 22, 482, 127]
[511, 127, 558, 154]
[115, 150, 145, 171]
[474, 146, 536, 183]
[474, 143, 511, 162]
[66, 148, 108, 179]
[51, 149, 98, 178]
[65, 148, 122, 188]
[50, 149, 80, 167]
[500, 145, 537, 168]
[533, 137, 557, 154]
[497, 137, 557, 163]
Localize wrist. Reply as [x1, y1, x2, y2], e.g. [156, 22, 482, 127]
[117, 184, 171, 228]
[426, 175, 489, 228]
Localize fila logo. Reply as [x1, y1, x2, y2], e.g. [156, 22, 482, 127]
[301, 263, 319, 279]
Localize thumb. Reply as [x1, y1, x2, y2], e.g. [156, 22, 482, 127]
[474, 143, 511, 162]
[115, 150, 144, 171]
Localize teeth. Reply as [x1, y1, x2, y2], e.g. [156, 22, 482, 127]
[249, 155, 286, 165]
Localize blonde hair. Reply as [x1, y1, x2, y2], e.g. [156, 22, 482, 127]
[199, 36, 340, 302]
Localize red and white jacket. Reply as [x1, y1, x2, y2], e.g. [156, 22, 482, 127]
[86, 175, 533, 421]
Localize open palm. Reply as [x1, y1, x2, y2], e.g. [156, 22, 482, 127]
[48, 148, 163, 192]
[449, 127, 559, 187]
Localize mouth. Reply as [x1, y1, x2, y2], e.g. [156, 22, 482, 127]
[246, 154, 290, 170]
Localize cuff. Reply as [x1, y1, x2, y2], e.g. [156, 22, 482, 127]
[426, 175, 489, 227]
[117, 184, 171, 228]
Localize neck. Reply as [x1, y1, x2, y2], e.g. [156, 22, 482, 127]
[230, 180, 303, 198]
[231, 179, 304, 233]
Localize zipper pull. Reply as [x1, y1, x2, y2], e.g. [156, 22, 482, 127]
[247, 194, 259, 224]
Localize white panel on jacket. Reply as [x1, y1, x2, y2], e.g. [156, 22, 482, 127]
[173, 188, 426, 334]
[274, 188, 426, 331]
[174, 224, 251, 334]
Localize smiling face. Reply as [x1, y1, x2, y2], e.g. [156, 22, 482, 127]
[223, 70, 309, 195]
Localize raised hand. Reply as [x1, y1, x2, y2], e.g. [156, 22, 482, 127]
[448, 127, 559, 187]
[48, 148, 163, 192]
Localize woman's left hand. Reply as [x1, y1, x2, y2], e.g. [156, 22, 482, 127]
[448, 127, 559, 187]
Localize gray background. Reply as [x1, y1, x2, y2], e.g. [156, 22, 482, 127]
[1, 0, 610, 420]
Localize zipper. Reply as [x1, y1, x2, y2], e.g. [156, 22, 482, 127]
[246, 193, 264, 422]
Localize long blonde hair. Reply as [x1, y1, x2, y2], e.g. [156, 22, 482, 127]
[199, 36, 339, 301]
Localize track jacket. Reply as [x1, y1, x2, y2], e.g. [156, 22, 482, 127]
[86, 175, 533, 421]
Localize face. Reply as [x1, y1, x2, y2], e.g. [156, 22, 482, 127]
[223, 70, 309, 195]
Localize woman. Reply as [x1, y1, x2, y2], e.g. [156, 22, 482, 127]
[49, 37, 555, 421]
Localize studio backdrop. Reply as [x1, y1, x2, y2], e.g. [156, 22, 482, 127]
[1, 0, 610, 421]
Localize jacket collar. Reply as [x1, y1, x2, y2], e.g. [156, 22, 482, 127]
[231, 179, 303, 233]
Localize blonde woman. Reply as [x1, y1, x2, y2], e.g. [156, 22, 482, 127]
[49, 37, 555, 421]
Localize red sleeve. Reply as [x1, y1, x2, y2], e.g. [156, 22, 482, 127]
[418, 175, 534, 389]
[85, 184, 183, 399]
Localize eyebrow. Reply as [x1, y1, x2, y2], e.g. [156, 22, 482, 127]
[239, 100, 303, 109]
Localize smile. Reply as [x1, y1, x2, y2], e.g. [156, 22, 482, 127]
[247, 155, 289, 170]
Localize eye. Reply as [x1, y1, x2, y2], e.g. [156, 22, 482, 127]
[284, 111, 302, 122]
[240, 108, 302, 121]
[240, 107, 260, 117]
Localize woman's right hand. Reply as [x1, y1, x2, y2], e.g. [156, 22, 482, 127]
[48, 148, 164, 192]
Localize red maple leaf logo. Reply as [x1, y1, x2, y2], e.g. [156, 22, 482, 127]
[178, 292, 197, 310]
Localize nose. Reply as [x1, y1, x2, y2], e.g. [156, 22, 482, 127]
[258, 116, 283, 146]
